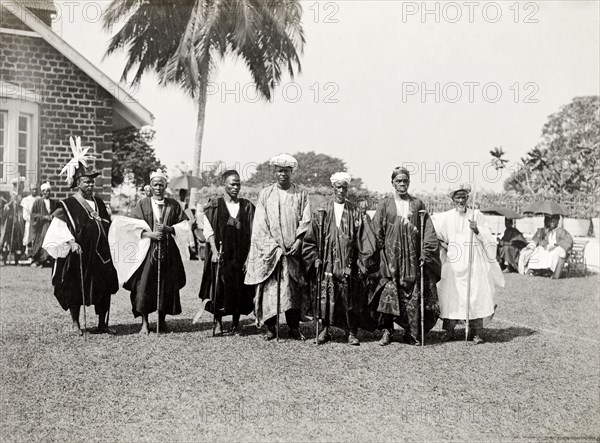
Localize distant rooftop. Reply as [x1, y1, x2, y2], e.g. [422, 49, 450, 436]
[18, 0, 56, 13]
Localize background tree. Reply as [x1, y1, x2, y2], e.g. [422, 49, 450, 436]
[104, 0, 305, 204]
[504, 96, 600, 198]
[246, 151, 364, 188]
[112, 127, 163, 188]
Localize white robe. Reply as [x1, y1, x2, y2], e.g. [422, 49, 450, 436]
[518, 230, 567, 274]
[21, 195, 36, 246]
[432, 208, 504, 320]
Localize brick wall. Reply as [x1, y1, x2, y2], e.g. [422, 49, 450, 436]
[0, 17, 114, 202]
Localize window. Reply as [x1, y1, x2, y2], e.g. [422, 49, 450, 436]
[0, 98, 39, 192]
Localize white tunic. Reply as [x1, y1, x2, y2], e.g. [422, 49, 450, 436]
[20, 195, 36, 246]
[432, 208, 504, 320]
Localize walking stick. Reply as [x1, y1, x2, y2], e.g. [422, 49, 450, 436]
[78, 252, 87, 339]
[418, 210, 426, 347]
[212, 242, 223, 337]
[276, 259, 281, 342]
[465, 188, 477, 344]
[156, 204, 164, 336]
[315, 209, 326, 345]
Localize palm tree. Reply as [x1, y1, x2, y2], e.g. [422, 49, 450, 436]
[103, 0, 305, 201]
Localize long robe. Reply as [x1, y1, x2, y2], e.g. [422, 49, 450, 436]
[0, 200, 25, 258]
[44, 195, 118, 314]
[21, 194, 36, 248]
[125, 197, 187, 317]
[433, 208, 504, 321]
[30, 197, 58, 264]
[199, 197, 255, 316]
[244, 184, 311, 326]
[371, 196, 442, 339]
[518, 226, 573, 274]
[497, 226, 527, 271]
[302, 200, 378, 332]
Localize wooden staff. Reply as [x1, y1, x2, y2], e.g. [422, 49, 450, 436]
[419, 210, 426, 346]
[315, 209, 326, 345]
[78, 252, 87, 339]
[465, 186, 478, 344]
[212, 242, 223, 337]
[156, 203, 164, 336]
[276, 259, 281, 342]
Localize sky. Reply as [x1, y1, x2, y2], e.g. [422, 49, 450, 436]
[49, 0, 600, 193]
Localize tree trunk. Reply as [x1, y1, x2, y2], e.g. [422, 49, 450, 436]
[189, 70, 209, 209]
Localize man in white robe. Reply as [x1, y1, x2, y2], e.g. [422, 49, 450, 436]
[20, 183, 38, 256]
[432, 184, 504, 344]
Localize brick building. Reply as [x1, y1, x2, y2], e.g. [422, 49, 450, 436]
[0, 0, 154, 202]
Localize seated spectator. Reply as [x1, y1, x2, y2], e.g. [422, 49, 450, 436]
[518, 214, 573, 279]
[497, 218, 527, 273]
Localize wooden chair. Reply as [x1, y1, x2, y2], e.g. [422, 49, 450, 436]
[566, 238, 589, 277]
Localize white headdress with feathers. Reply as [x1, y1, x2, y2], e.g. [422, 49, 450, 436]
[60, 136, 96, 186]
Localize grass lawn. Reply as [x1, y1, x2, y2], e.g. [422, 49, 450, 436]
[1, 261, 599, 442]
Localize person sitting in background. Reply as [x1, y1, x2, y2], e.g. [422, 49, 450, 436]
[518, 214, 573, 279]
[496, 218, 527, 273]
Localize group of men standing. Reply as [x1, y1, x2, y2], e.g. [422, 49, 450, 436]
[36, 148, 505, 345]
[1, 181, 57, 267]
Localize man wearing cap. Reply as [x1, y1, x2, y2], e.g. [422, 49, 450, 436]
[302, 172, 378, 345]
[518, 214, 573, 279]
[370, 167, 441, 346]
[199, 170, 255, 335]
[121, 169, 189, 335]
[245, 154, 311, 340]
[432, 184, 504, 344]
[43, 136, 118, 334]
[20, 183, 39, 257]
[29, 182, 58, 267]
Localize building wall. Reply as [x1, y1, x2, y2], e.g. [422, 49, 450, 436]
[0, 16, 114, 201]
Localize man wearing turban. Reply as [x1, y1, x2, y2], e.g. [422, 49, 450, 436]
[245, 154, 311, 340]
[302, 172, 378, 345]
[431, 183, 504, 344]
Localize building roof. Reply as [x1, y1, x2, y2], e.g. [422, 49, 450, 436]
[18, 0, 56, 12]
[1, 0, 154, 130]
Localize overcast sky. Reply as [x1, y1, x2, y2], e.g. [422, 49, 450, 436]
[51, 0, 599, 193]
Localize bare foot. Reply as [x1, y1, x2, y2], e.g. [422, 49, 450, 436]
[139, 324, 150, 336]
[72, 322, 83, 336]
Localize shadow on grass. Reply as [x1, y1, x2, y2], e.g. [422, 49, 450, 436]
[425, 326, 537, 345]
[109, 317, 262, 336]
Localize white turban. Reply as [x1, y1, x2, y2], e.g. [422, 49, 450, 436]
[448, 183, 471, 198]
[330, 172, 351, 185]
[269, 153, 298, 170]
[150, 169, 168, 183]
[40, 182, 51, 191]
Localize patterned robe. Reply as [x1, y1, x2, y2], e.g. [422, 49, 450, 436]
[371, 195, 442, 340]
[199, 197, 255, 316]
[302, 200, 378, 332]
[0, 200, 25, 258]
[49, 195, 119, 314]
[125, 197, 187, 317]
[244, 184, 311, 326]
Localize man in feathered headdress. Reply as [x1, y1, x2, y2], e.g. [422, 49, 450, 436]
[43, 136, 119, 335]
[108, 169, 190, 335]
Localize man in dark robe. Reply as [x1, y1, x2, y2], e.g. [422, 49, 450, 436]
[496, 218, 527, 273]
[124, 170, 188, 335]
[30, 182, 58, 267]
[371, 167, 441, 346]
[199, 170, 255, 335]
[43, 166, 119, 335]
[1, 192, 25, 265]
[302, 172, 378, 345]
